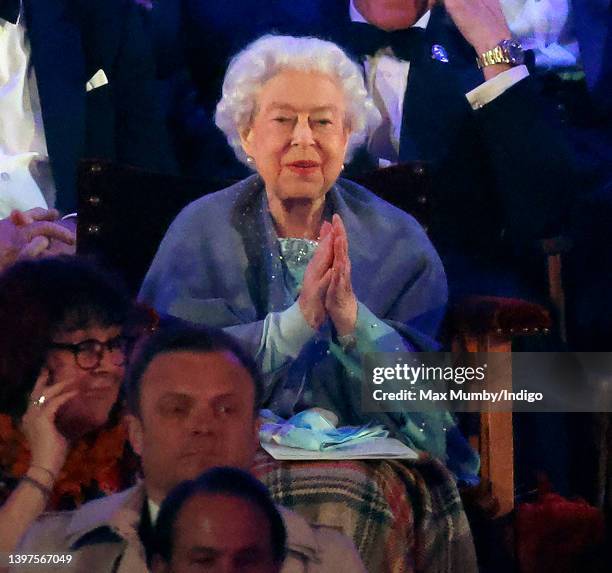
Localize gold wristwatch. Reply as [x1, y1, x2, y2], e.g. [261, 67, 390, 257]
[476, 39, 525, 69]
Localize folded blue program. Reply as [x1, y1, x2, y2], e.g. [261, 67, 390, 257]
[259, 408, 389, 451]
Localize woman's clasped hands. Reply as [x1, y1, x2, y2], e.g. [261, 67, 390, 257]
[298, 214, 358, 337]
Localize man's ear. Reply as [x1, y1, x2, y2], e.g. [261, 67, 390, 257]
[126, 413, 144, 457]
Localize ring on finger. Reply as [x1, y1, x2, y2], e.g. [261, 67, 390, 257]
[30, 395, 47, 408]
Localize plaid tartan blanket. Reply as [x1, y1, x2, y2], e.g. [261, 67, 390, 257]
[254, 451, 477, 573]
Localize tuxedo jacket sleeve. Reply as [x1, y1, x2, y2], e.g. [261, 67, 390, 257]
[470, 74, 577, 244]
[392, 6, 578, 251]
[111, 0, 176, 174]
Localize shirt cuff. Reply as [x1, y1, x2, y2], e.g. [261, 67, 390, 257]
[274, 300, 317, 355]
[353, 302, 411, 352]
[466, 65, 529, 110]
[256, 301, 317, 373]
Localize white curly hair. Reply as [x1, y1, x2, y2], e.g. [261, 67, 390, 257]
[215, 34, 381, 166]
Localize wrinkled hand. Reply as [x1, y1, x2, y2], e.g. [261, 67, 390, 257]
[325, 215, 358, 337]
[444, 0, 512, 55]
[298, 222, 334, 330]
[45, 215, 77, 257]
[12, 208, 77, 257]
[21, 368, 79, 478]
[0, 208, 76, 272]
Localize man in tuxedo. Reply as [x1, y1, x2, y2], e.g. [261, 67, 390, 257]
[0, 0, 174, 269]
[0, 0, 173, 221]
[13, 324, 366, 572]
[178, 0, 577, 300]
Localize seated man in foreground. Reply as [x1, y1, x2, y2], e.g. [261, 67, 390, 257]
[13, 323, 365, 572]
[152, 467, 287, 573]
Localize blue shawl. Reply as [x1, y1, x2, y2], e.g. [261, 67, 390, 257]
[140, 175, 478, 477]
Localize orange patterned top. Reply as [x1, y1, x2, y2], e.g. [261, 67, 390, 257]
[0, 414, 138, 510]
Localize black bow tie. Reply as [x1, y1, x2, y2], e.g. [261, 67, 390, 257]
[0, 0, 20, 24]
[344, 21, 425, 62]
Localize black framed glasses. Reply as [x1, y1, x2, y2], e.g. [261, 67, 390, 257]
[48, 335, 132, 370]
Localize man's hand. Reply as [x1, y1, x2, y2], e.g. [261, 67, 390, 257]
[298, 222, 334, 330]
[443, 0, 513, 78]
[325, 215, 358, 337]
[0, 208, 76, 272]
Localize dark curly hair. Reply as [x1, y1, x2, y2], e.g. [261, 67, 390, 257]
[0, 256, 133, 417]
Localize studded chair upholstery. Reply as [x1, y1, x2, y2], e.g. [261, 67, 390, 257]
[77, 159, 224, 293]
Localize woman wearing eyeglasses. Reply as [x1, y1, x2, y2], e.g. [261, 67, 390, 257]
[0, 256, 140, 554]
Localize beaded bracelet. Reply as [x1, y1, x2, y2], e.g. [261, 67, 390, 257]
[21, 475, 52, 498]
[337, 333, 357, 352]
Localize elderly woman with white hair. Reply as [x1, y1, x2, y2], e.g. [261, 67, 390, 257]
[140, 34, 477, 478]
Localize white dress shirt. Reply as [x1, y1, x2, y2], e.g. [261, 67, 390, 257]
[349, 0, 529, 166]
[147, 498, 160, 525]
[0, 6, 55, 218]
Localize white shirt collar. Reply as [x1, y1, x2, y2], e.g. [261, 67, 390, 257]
[349, 0, 431, 30]
[148, 498, 161, 525]
[0, 0, 23, 27]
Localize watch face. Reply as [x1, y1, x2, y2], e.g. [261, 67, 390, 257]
[503, 39, 525, 65]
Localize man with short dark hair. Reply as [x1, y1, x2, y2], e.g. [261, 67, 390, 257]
[124, 324, 263, 509]
[14, 323, 366, 573]
[152, 467, 287, 573]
